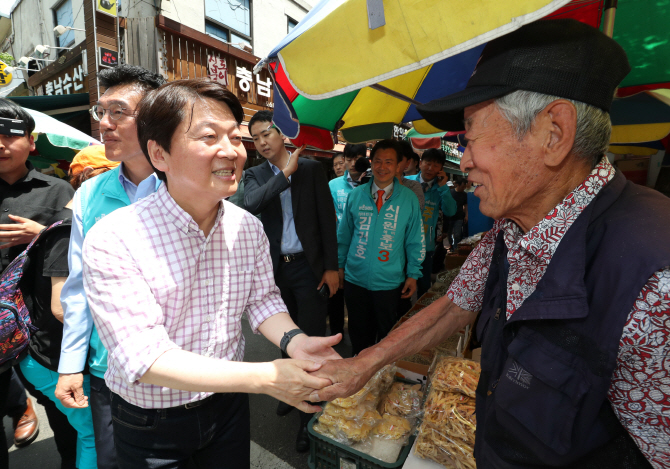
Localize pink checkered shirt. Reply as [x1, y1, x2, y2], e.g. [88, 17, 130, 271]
[83, 184, 286, 409]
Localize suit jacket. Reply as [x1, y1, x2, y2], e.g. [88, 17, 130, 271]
[244, 158, 338, 280]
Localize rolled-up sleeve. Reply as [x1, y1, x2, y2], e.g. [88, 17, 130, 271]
[244, 221, 287, 332]
[82, 225, 180, 385]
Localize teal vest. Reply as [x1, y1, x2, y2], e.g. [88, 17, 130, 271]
[79, 167, 160, 378]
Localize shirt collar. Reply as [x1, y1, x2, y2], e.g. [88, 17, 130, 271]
[419, 173, 434, 188]
[371, 180, 393, 199]
[157, 184, 226, 235]
[268, 152, 292, 176]
[346, 171, 360, 188]
[2, 161, 46, 186]
[503, 157, 616, 262]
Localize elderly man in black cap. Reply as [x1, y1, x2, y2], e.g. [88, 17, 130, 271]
[309, 19, 670, 469]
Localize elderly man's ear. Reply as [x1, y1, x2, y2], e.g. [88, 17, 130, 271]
[538, 100, 578, 168]
[147, 140, 169, 174]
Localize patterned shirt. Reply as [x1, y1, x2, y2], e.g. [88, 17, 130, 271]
[447, 158, 670, 468]
[83, 184, 286, 409]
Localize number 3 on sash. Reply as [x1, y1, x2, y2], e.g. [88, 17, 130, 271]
[378, 250, 389, 262]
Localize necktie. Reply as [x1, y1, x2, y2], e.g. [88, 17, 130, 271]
[376, 190, 385, 212]
[421, 182, 429, 193]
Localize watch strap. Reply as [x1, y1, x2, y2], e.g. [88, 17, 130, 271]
[280, 328, 304, 355]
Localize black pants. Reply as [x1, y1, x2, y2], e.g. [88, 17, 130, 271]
[111, 392, 250, 469]
[327, 289, 345, 336]
[5, 369, 27, 419]
[275, 256, 328, 340]
[344, 281, 403, 356]
[275, 256, 327, 424]
[90, 375, 118, 469]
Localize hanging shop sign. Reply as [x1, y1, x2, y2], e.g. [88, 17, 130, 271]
[0, 61, 12, 88]
[99, 48, 118, 68]
[96, 0, 117, 17]
[37, 62, 88, 96]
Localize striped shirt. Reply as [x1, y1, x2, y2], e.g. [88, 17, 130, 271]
[83, 184, 285, 409]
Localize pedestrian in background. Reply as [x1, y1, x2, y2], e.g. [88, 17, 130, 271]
[338, 139, 425, 355]
[403, 150, 420, 176]
[446, 175, 468, 252]
[244, 110, 340, 452]
[331, 152, 345, 178]
[406, 149, 456, 297]
[0, 98, 75, 467]
[18, 147, 116, 469]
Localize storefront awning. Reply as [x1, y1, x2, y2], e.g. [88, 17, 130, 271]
[8, 93, 90, 122]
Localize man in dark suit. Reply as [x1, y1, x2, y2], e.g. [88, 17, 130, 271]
[244, 110, 340, 452]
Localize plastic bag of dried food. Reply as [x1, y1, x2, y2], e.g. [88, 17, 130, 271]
[331, 364, 396, 408]
[323, 399, 377, 421]
[431, 356, 480, 398]
[315, 412, 379, 443]
[415, 425, 476, 469]
[423, 389, 476, 447]
[378, 382, 424, 419]
[372, 414, 412, 441]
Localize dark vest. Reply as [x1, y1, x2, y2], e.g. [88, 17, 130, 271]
[475, 171, 670, 468]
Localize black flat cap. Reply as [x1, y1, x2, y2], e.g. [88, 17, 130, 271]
[416, 19, 631, 131]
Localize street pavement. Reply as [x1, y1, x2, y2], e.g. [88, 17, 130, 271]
[6, 316, 352, 469]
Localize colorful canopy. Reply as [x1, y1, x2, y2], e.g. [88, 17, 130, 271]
[24, 107, 101, 168]
[262, 0, 670, 150]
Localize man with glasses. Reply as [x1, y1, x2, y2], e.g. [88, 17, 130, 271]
[55, 65, 165, 469]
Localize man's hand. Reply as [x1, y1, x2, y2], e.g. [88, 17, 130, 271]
[309, 355, 376, 402]
[282, 144, 305, 179]
[262, 359, 332, 413]
[55, 373, 89, 409]
[318, 270, 340, 298]
[287, 334, 342, 364]
[0, 215, 45, 249]
[401, 278, 417, 299]
[436, 170, 448, 187]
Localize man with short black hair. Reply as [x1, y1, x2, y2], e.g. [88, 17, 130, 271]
[0, 98, 75, 465]
[244, 110, 340, 452]
[337, 139, 424, 355]
[406, 149, 456, 296]
[56, 64, 165, 469]
[404, 150, 420, 176]
[85, 79, 338, 469]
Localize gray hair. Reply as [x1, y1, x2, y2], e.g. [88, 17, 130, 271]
[494, 90, 611, 168]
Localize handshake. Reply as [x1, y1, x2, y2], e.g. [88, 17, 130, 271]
[267, 333, 377, 413]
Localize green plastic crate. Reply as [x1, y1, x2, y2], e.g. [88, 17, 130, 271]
[308, 414, 416, 469]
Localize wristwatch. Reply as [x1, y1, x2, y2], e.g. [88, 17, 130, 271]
[280, 328, 304, 355]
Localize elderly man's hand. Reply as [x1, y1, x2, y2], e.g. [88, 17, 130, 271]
[287, 334, 343, 364]
[308, 355, 377, 402]
[0, 215, 45, 249]
[263, 359, 332, 413]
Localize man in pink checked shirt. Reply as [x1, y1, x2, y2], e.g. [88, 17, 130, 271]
[80, 79, 341, 469]
[311, 20, 670, 469]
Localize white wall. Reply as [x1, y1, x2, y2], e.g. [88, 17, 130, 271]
[252, 0, 316, 59]
[4, 0, 85, 64]
[161, 0, 317, 59]
[161, 0, 206, 33]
